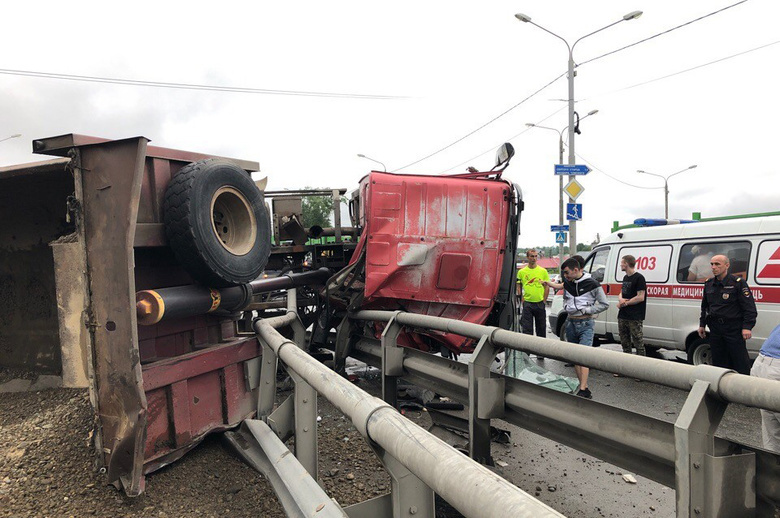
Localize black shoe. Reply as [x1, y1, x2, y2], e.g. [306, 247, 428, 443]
[576, 388, 592, 399]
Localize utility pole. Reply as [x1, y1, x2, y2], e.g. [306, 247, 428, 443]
[516, 10, 642, 256]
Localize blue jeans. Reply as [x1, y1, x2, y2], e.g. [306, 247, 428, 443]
[566, 318, 595, 346]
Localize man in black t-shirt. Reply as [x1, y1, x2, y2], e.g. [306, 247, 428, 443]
[617, 255, 647, 356]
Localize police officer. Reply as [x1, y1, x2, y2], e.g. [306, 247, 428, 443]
[698, 254, 757, 374]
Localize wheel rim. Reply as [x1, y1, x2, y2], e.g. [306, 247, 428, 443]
[693, 343, 712, 365]
[210, 187, 257, 256]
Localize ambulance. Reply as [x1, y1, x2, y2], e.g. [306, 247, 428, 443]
[548, 213, 780, 365]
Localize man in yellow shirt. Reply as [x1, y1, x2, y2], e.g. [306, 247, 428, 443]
[517, 249, 550, 340]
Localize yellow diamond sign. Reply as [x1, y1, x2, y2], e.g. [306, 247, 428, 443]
[563, 178, 584, 201]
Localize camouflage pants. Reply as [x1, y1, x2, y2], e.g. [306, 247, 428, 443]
[618, 318, 645, 356]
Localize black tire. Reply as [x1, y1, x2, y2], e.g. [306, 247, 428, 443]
[164, 159, 270, 287]
[556, 314, 568, 342]
[687, 337, 712, 366]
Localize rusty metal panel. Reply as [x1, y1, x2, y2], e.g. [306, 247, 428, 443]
[33, 133, 260, 172]
[74, 137, 150, 496]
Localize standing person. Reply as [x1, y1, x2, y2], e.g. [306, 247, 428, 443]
[688, 245, 713, 282]
[546, 257, 608, 399]
[517, 249, 550, 340]
[698, 254, 757, 375]
[617, 255, 647, 357]
[750, 323, 780, 452]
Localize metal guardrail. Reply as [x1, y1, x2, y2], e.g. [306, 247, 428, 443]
[350, 310, 780, 518]
[352, 310, 780, 413]
[235, 291, 564, 518]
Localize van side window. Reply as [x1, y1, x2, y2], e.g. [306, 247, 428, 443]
[677, 241, 751, 283]
[755, 240, 780, 285]
[585, 247, 610, 283]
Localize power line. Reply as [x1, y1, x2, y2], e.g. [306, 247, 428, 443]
[439, 19, 773, 175]
[391, 71, 566, 172]
[582, 39, 780, 100]
[575, 153, 661, 190]
[438, 105, 569, 174]
[578, 0, 749, 67]
[397, 1, 752, 174]
[0, 68, 405, 100]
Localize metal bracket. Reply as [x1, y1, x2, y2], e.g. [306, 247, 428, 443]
[468, 335, 503, 465]
[689, 451, 755, 517]
[477, 378, 505, 420]
[267, 395, 294, 442]
[674, 379, 755, 517]
[345, 444, 434, 518]
[288, 369, 318, 479]
[381, 313, 404, 408]
[689, 364, 733, 397]
[257, 335, 278, 419]
[289, 312, 307, 350]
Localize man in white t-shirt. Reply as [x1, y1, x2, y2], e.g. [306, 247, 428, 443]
[687, 245, 713, 282]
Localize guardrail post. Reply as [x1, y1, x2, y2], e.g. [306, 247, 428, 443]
[674, 378, 755, 517]
[346, 444, 434, 518]
[288, 370, 319, 478]
[468, 335, 504, 466]
[381, 313, 405, 409]
[257, 335, 278, 419]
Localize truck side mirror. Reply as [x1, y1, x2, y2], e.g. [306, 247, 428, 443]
[494, 143, 515, 170]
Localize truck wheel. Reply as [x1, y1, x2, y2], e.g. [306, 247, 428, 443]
[687, 337, 712, 366]
[164, 159, 270, 287]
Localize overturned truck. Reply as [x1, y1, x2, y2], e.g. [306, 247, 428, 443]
[0, 134, 521, 495]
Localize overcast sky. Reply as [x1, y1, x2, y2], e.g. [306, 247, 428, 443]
[1, 0, 777, 248]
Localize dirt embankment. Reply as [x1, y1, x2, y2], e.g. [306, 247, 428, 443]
[0, 385, 398, 518]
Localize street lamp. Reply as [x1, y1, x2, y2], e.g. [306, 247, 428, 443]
[356, 153, 386, 172]
[526, 109, 598, 267]
[637, 165, 698, 219]
[0, 133, 21, 144]
[515, 10, 642, 255]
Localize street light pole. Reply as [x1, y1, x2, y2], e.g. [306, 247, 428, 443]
[516, 10, 642, 255]
[637, 165, 698, 219]
[527, 109, 597, 270]
[356, 153, 386, 172]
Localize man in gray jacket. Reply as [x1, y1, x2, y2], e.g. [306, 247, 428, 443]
[547, 257, 609, 399]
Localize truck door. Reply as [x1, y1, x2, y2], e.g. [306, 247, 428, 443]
[583, 247, 611, 336]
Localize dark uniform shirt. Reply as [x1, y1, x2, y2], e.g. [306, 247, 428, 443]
[699, 273, 757, 330]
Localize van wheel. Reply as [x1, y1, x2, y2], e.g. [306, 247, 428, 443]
[688, 338, 712, 366]
[556, 316, 568, 342]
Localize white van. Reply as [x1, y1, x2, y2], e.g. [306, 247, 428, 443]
[549, 214, 780, 365]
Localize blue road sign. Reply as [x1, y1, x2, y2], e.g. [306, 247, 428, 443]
[555, 232, 567, 244]
[566, 203, 582, 221]
[550, 225, 570, 232]
[554, 164, 591, 176]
